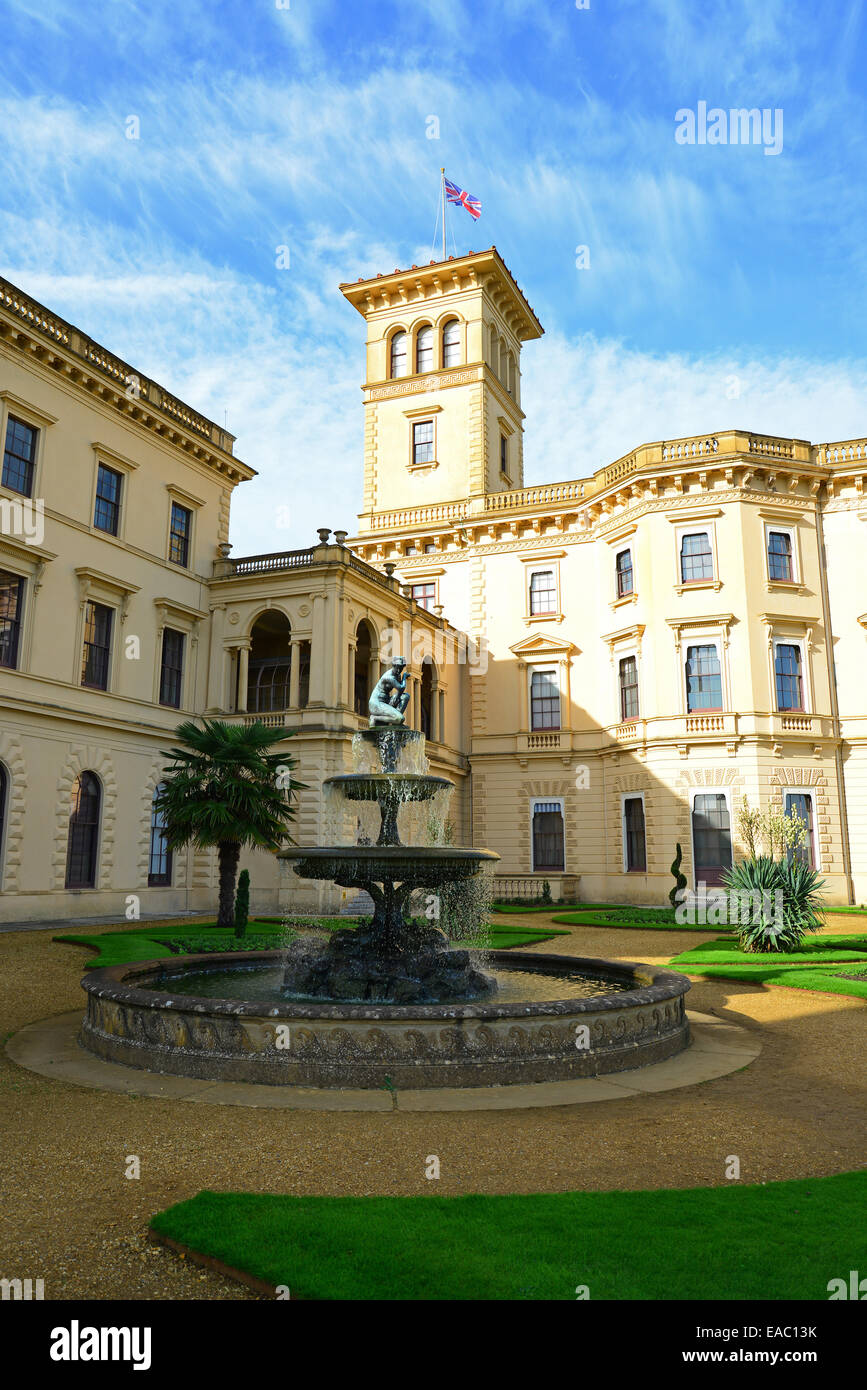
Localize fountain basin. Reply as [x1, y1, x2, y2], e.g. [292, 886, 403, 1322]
[279, 844, 499, 887]
[79, 951, 691, 1089]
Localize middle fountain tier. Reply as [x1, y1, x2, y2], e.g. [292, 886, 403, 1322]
[279, 726, 500, 1004]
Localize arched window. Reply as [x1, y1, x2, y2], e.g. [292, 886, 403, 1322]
[390, 330, 407, 379]
[0, 764, 7, 890]
[65, 772, 101, 889]
[354, 620, 375, 716]
[247, 611, 292, 713]
[490, 326, 499, 376]
[442, 318, 460, 368]
[420, 658, 435, 740]
[148, 783, 173, 887]
[416, 325, 433, 374]
[507, 351, 516, 395]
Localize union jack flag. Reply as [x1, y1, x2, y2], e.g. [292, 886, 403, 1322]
[444, 177, 481, 220]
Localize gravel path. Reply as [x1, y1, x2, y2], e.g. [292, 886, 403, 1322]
[1, 917, 864, 1300]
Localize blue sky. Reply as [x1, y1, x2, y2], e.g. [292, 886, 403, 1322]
[1, 0, 865, 552]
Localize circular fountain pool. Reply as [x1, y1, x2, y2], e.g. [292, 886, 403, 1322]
[79, 950, 691, 1089]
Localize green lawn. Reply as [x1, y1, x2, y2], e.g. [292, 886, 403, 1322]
[150, 1171, 867, 1301]
[669, 934, 867, 999]
[55, 919, 570, 970]
[553, 906, 727, 932]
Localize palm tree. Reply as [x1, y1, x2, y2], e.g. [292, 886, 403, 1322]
[156, 719, 304, 927]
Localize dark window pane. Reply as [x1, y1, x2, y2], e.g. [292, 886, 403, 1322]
[529, 570, 556, 614]
[248, 655, 291, 712]
[624, 796, 646, 871]
[159, 627, 185, 708]
[0, 570, 24, 669]
[685, 644, 722, 711]
[169, 502, 192, 567]
[2, 416, 37, 496]
[533, 801, 564, 871]
[94, 463, 122, 535]
[680, 532, 714, 582]
[774, 643, 803, 710]
[65, 771, 101, 888]
[619, 655, 639, 720]
[0, 763, 7, 888]
[530, 669, 560, 730]
[148, 783, 173, 885]
[692, 793, 732, 887]
[785, 792, 815, 869]
[616, 548, 633, 596]
[767, 531, 793, 581]
[81, 601, 113, 689]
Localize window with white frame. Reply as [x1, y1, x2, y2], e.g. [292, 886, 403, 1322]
[680, 531, 714, 583]
[529, 569, 557, 615]
[530, 668, 560, 730]
[412, 420, 434, 466]
[532, 800, 565, 871]
[416, 325, 433, 374]
[442, 318, 460, 367]
[767, 529, 795, 582]
[622, 795, 646, 872]
[390, 330, 407, 379]
[784, 791, 818, 870]
[619, 655, 639, 720]
[691, 792, 732, 888]
[615, 548, 634, 597]
[774, 641, 804, 710]
[685, 642, 722, 711]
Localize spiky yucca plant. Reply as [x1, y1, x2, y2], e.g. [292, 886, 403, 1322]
[722, 855, 825, 953]
[156, 720, 304, 928]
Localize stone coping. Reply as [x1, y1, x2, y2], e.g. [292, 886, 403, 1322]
[6, 1010, 760, 1112]
[80, 950, 691, 1023]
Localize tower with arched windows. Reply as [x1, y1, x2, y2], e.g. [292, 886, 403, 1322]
[340, 248, 543, 531]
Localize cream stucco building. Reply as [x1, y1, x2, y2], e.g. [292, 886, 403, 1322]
[1, 250, 865, 923]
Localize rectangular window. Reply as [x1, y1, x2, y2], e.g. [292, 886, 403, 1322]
[615, 548, 634, 597]
[148, 787, 173, 886]
[169, 502, 192, 567]
[530, 668, 560, 730]
[410, 582, 436, 611]
[623, 796, 646, 872]
[619, 655, 639, 721]
[81, 601, 113, 690]
[529, 569, 556, 615]
[785, 792, 815, 870]
[0, 570, 25, 670]
[692, 793, 732, 888]
[680, 531, 714, 583]
[685, 644, 722, 711]
[774, 643, 803, 710]
[2, 416, 37, 497]
[94, 463, 123, 535]
[412, 420, 434, 467]
[767, 530, 793, 582]
[500, 435, 508, 474]
[532, 801, 565, 872]
[159, 627, 185, 708]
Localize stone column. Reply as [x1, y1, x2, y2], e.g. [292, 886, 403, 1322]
[288, 637, 301, 709]
[236, 641, 251, 713]
[206, 604, 226, 712]
[308, 594, 328, 706]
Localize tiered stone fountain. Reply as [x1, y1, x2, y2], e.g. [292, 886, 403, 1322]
[78, 659, 692, 1090]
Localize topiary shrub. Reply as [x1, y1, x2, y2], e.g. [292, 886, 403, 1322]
[669, 843, 687, 909]
[234, 869, 250, 940]
[541, 880, 552, 905]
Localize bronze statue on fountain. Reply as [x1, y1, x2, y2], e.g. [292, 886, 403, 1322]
[278, 658, 499, 1004]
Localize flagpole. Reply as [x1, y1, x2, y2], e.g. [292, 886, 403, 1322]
[440, 168, 446, 260]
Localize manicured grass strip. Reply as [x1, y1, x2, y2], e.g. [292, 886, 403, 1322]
[552, 909, 728, 932]
[492, 903, 582, 914]
[150, 1171, 867, 1301]
[680, 964, 867, 999]
[670, 935, 867, 966]
[825, 905, 867, 914]
[54, 921, 560, 969]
